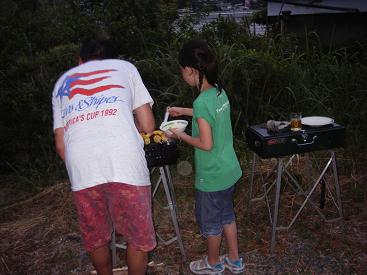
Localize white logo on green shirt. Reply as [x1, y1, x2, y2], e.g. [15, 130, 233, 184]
[216, 100, 229, 113]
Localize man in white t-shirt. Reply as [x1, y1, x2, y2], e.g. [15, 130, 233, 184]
[52, 36, 156, 275]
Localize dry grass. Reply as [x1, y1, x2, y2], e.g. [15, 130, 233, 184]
[0, 154, 366, 274]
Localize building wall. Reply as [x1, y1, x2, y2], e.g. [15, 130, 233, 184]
[270, 12, 367, 46]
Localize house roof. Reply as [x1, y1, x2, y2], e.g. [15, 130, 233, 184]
[268, 0, 367, 16]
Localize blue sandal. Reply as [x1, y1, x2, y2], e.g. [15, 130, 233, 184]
[220, 255, 244, 274]
[189, 256, 225, 274]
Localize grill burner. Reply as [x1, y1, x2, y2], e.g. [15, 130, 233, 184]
[245, 123, 345, 158]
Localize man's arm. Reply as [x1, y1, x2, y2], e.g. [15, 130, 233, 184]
[54, 128, 65, 161]
[134, 103, 155, 133]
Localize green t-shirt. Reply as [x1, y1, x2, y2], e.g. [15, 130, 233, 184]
[192, 87, 242, 192]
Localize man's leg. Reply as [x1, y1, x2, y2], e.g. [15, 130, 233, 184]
[90, 244, 113, 275]
[73, 184, 114, 275]
[107, 183, 156, 274]
[127, 245, 148, 275]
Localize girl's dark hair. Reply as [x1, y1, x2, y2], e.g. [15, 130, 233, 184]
[79, 35, 118, 62]
[178, 39, 222, 94]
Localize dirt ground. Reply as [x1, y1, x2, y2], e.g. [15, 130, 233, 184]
[0, 154, 366, 274]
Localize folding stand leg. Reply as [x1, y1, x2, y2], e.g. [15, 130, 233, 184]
[270, 152, 344, 253]
[164, 165, 177, 212]
[249, 151, 344, 254]
[111, 226, 116, 266]
[248, 153, 257, 211]
[270, 158, 283, 253]
[158, 166, 187, 261]
[111, 225, 127, 267]
[331, 152, 344, 219]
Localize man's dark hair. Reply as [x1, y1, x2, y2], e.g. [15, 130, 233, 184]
[79, 35, 118, 62]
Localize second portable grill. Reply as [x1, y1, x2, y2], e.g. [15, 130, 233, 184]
[245, 123, 345, 158]
[245, 122, 345, 253]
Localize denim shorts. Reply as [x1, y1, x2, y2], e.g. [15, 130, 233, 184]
[195, 185, 236, 237]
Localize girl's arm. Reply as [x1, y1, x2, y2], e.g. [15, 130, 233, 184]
[173, 117, 213, 151]
[168, 107, 193, 117]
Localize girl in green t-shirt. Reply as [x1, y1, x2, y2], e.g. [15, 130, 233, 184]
[168, 40, 244, 274]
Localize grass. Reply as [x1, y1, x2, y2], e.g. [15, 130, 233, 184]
[0, 152, 366, 273]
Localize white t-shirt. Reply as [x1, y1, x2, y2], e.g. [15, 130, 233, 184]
[52, 59, 153, 191]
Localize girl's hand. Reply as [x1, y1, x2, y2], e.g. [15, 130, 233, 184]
[166, 128, 181, 140]
[167, 106, 185, 117]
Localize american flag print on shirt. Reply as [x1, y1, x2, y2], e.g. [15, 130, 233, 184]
[56, 69, 124, 99]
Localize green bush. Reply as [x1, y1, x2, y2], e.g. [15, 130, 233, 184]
[1, 1, 366, 188]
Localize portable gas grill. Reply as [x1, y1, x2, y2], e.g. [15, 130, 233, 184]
[245, 122, 345, 253]
[246, 123, 345, 158]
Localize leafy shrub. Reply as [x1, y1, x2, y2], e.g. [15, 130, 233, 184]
[1, 2, 366, 187]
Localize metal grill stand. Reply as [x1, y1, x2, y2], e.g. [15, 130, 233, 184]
[248, 151, 343, 253]
[110, 165, 186, 266]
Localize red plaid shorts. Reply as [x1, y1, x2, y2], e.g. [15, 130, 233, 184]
[73, 182, 157, 252]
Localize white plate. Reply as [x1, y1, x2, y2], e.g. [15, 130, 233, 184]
[301, 116, 334, 127]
